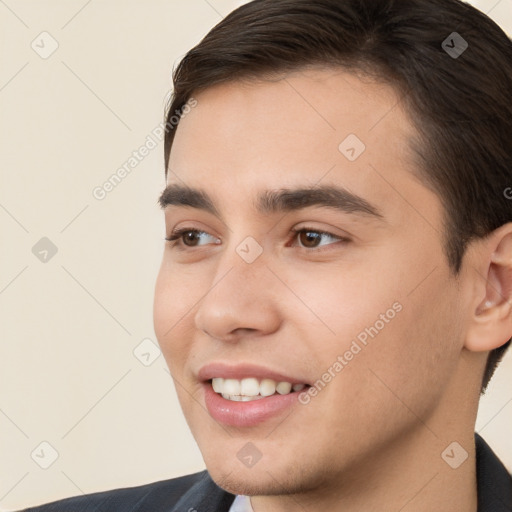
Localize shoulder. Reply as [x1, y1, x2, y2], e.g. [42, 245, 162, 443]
[19, 470, 234, 512]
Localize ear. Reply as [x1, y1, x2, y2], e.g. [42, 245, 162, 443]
[465, 223, 512, 352]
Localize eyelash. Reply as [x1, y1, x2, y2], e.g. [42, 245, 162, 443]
[165, 227, 349, 250]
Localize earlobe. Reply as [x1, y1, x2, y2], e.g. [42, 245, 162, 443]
[465, 224, 512, 352]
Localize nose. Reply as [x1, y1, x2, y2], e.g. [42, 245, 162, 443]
[194, 252, 281, 342]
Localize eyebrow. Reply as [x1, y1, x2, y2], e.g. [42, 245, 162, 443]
[159, 184, 220, 216]
[158, 184, 384, 220]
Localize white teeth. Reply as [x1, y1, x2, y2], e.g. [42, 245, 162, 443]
[211, 377, 307, 401]
[276, 382, 292, 395]
[240, 378, 260, 396]
[221, 393, 265, 402]
[212, 378, 223, 393]
[223, 379, 241, 396]
[260, 379, 276, 397]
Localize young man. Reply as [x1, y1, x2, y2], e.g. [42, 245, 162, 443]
[22, 0, 512, 510]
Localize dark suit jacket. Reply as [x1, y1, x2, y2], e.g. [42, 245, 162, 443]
[20, 434, 512, 512]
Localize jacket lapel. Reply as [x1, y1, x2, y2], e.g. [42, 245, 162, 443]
[475, 433, 512, 511]
[169, 470, 236, 512]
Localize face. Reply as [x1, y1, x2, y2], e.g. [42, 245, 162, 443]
[153, 68, 471, 497]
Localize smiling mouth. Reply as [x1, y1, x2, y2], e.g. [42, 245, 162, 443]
[209, 377, 310, 402]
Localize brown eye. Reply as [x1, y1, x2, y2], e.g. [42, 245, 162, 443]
[166, 229, 220, 248]
[182, 231, 201, 246]
[292, 228, 344, 249]
[298, 231, 323, 248]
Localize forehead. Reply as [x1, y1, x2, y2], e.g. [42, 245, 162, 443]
[170, 68, 411, 168]
[167, 68, 433, 224]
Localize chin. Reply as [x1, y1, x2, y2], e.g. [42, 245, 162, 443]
[203, 444, 328, 499]
[209, 466, 299, 497]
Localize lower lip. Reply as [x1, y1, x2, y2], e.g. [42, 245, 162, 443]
[203, 382, 305, 427]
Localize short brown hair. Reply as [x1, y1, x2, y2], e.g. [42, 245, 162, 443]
[163, 0, 512, 392]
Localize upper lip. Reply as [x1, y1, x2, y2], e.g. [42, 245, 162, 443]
[198, 362, 310, 385]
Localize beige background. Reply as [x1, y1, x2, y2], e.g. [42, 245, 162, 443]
[0, 0, 511, 509]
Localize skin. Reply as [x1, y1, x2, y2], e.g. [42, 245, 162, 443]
[153, 68, 512, 512]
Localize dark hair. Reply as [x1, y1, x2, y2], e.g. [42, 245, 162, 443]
[163, 0, 512, 392]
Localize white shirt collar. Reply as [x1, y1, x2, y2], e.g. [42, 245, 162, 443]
[228, 494, 254, 512]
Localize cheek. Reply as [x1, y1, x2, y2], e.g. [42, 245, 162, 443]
[154, 256, 207, 325]
[153, 262, 201, 370]
[343, 272, 463, 418]
[277, 260, 404, 351]
[284, 253, 459, 396]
